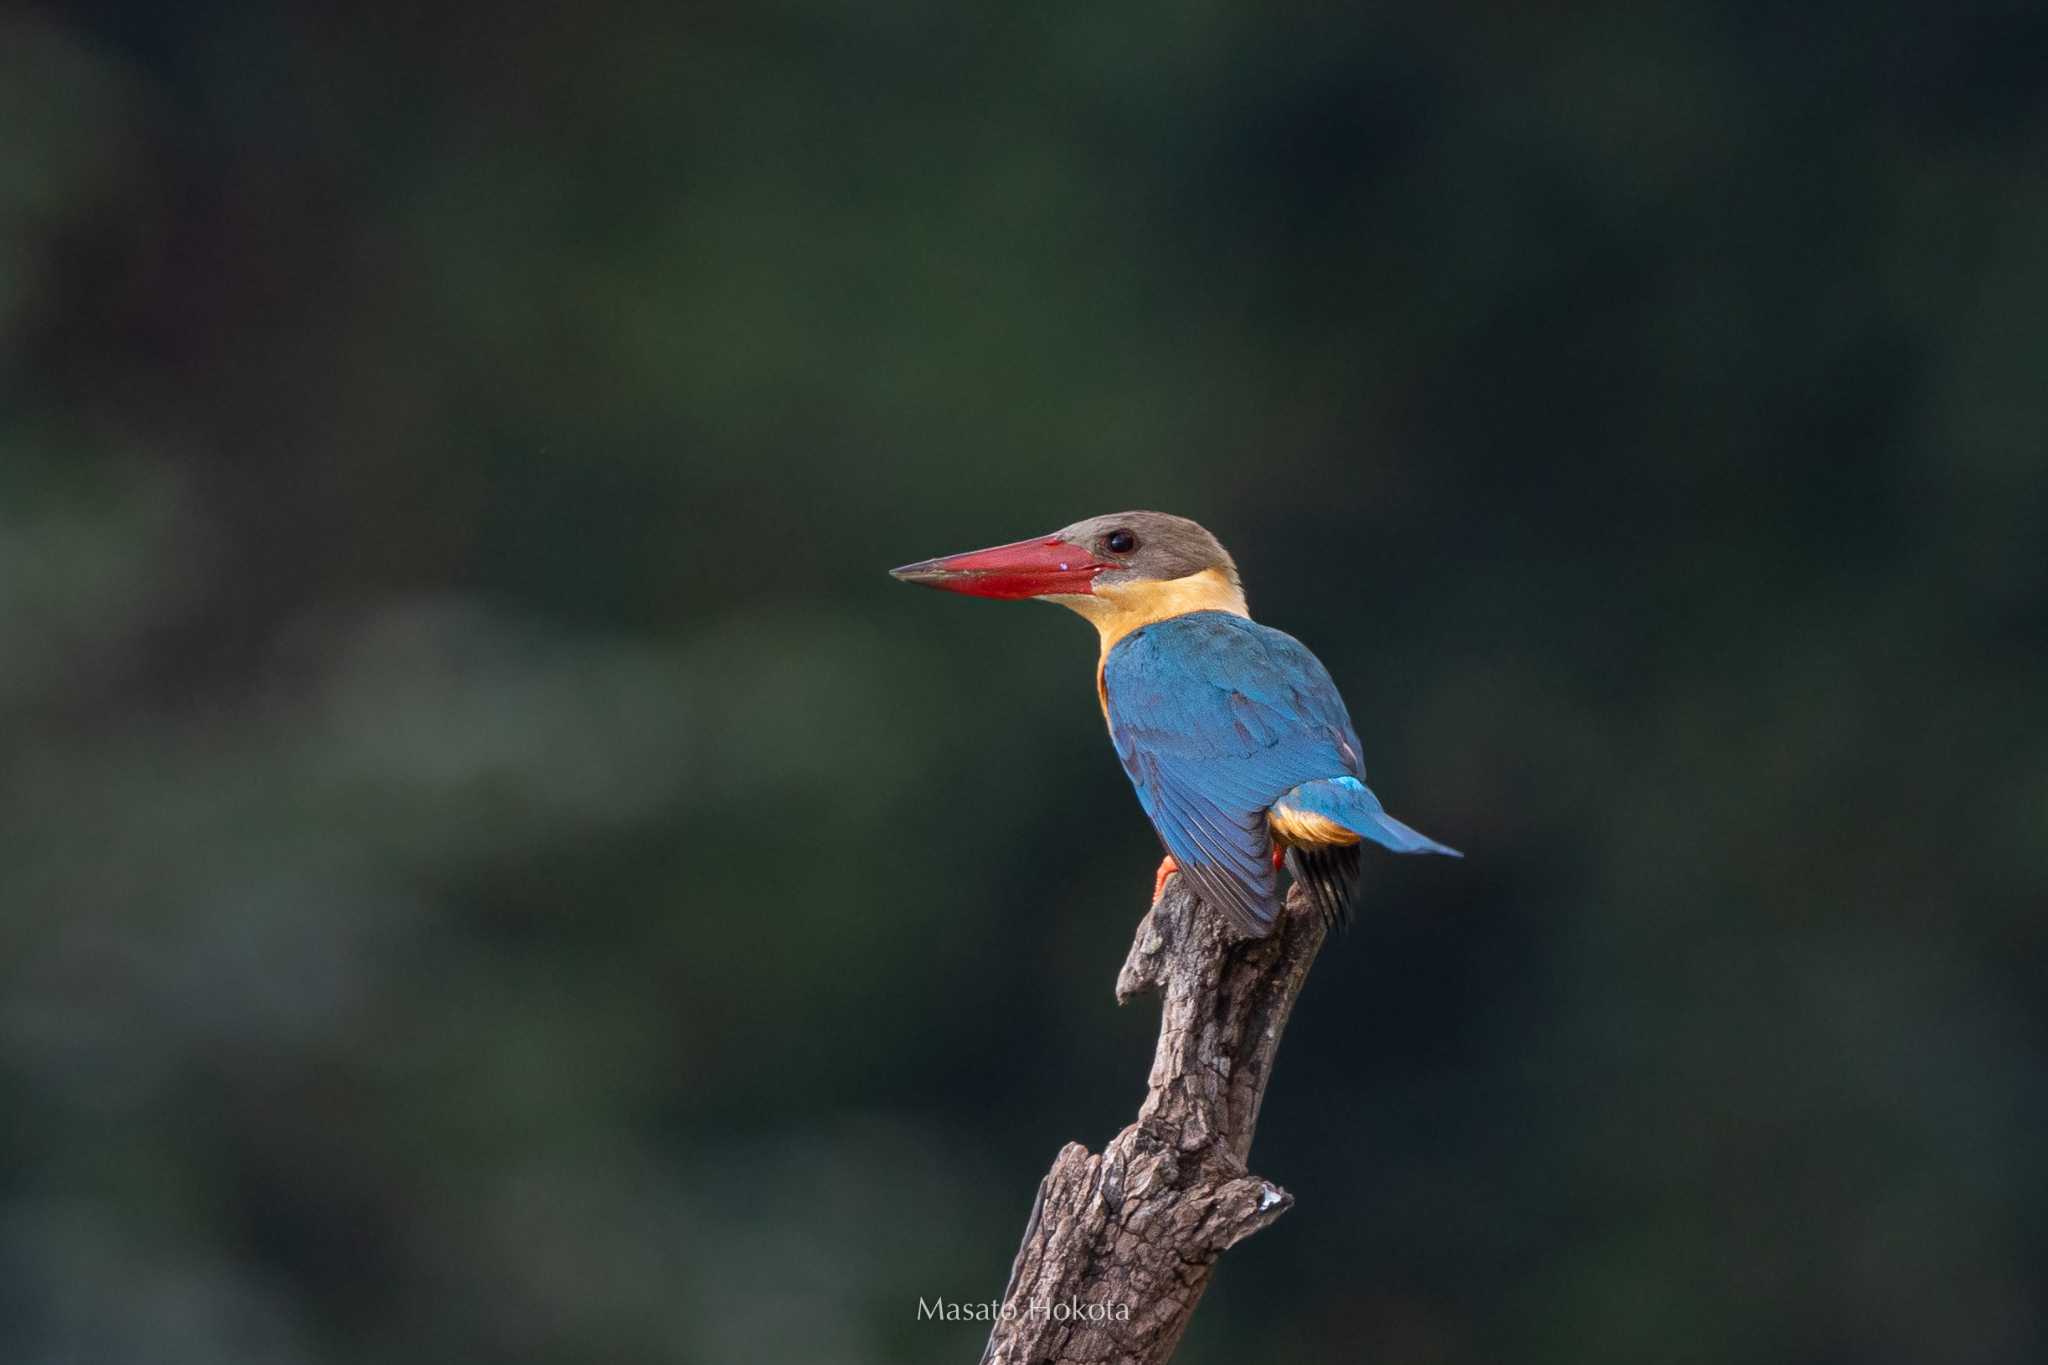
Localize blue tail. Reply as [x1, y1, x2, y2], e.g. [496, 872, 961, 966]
[1279, 776, 1462, 858]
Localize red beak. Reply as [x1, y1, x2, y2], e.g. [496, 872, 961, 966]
[890, 534, 1106, 599]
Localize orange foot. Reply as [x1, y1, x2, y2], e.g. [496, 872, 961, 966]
[1151, 855, 1180, 903]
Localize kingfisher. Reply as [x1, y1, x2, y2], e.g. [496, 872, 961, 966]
[891, 511, 1459, 937]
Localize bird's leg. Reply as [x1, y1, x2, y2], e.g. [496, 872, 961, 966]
[1152, 849, 1283, 903]
[1163, 847, 1286, 900]
[1151, 855, 1179, 903]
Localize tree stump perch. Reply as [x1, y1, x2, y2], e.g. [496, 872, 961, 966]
[979, 874, 1329, 1365]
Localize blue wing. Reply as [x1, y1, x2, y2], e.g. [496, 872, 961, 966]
[1103, 612, 1366, 935]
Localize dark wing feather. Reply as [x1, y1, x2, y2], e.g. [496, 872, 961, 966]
[1285, 843, 1362, 929]
[1104, 612, 1365, 936]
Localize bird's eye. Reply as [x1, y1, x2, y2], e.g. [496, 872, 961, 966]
[1106, 529, 1138, 554]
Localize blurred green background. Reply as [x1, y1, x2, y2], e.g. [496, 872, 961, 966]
[4, 3, 2044, 1362]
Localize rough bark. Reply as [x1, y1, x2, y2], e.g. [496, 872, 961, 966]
[979, 874, 1328, 1365]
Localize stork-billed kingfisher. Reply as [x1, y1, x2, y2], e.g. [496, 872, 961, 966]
[891, 511, 1458, 937]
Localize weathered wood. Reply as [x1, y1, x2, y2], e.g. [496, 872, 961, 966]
[980, 874, 1328, 1365]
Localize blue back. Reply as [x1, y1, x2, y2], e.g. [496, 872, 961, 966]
[1102, 611, 1365, 932]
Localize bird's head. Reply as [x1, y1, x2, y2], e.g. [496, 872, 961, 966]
[891, 511, 1246, 637]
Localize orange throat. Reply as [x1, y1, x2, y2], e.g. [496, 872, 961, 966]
[1049, 567, 1251, 716]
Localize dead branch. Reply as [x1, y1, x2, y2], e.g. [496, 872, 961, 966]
[979, 875, 1328, 1365]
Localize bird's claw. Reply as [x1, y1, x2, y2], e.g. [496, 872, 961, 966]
[1151, 855, 1179, 904]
